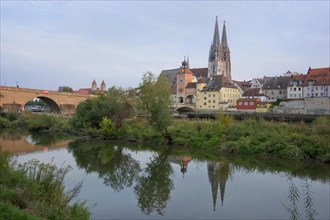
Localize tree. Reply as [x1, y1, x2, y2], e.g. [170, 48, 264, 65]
[58, 86, 73, 92]
[71, 87, 135, 131]
[138, 72, 173, 144]
[106, 86, 136, 129]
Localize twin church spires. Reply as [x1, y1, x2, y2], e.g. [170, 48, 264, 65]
[208, 16, 231, 80]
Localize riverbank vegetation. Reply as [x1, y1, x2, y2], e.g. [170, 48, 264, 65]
[0, 72, 329, 163]
[0, 152, 90, 220]
[1, 110, 329, 163]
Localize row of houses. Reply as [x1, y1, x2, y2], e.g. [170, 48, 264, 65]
[161, 63, 330, 114]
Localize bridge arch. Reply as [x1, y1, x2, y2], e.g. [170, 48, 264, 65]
[33, 96, 60, 113]
[177, 106, 195, 114]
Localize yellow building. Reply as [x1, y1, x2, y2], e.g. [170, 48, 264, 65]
[196, 75, 241, 111]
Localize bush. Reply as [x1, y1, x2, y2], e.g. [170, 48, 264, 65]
[0, 117, 12, 128]
[100, 117, 116, 138]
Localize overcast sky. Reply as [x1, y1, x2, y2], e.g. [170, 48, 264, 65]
[1, 1, 329, 91]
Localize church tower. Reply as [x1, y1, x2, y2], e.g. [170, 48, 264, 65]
[208, 17, 231, 80]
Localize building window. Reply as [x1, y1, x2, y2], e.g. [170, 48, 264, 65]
[179, 79, 183, 83]
[204, 102, 206, 105]
[213, 94, 215, 97]
[290, 88, 292, 91]
[299, 88, 301, 91]
[299, 94, 301, 98]
[250, 101, 254, 105]
[307, 93, 310, 97]
[315, 93, 318, 97]
[290, 94, 292, 98]
[294, 88, 296, 91]
[315, 86, 318, 90]
[294, 94, 296, 98]
[213, 100, 216, 103]
[321, 93, 324, 96]
[244, 101, 248, 106]
[239, 102, 242, 106]
[204, 97, 207, 100]
[208, 94, 211, 97]
[208, 100, 211, 103]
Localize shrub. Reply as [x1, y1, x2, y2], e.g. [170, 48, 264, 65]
[0, 117, 11, 128]
[100, 117, 116, 138]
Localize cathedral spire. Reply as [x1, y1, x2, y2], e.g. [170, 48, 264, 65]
[221, 20, 228, 49]
[213, 16, 221, 47]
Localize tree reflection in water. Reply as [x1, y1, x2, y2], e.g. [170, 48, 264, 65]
[68, 140, 141, 191]
[134, 152, 174, 215]
[284, 177, 318, 220]
[69, 140, 174, 216]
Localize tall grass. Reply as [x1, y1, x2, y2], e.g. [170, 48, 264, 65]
[0, 152, 90, 220]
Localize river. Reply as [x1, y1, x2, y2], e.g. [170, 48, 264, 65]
[1, 130, 329, 219]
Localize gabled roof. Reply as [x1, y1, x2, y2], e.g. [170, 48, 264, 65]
[160, 68, 180, 94]
[262, 76, 290, 90]
[201, 75, 236, 92]
[190, 68, 208, 81]
[305, 67, 330, 86]
[186, 82, 197, 89]
[233, 80, 252, 92]
[242, 88, 264, 97]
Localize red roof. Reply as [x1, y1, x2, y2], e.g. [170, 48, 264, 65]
[305, 67, 330, 86]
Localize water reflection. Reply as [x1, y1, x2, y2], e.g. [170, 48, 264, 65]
[2, 131, 329, 219]
[0, 130, 70, 154]
[68, 140, 141, 191]
[134, 151, 174, 215]
[208, 161, 230, 210]
[284, 177, 318, 220]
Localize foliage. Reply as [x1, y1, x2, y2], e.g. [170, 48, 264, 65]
[70, 87, 135, 131]
[0, 116, 12, 128]
[25, 99, 47, 107]
[138, 72, 173, 144]
[100, 116, 116, 138]
[58, 86, 73, 92]
[0, 152, 90, 220]
[17, 112, 60, 131]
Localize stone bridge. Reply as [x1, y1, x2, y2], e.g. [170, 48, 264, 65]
[0, 86, 95, 115]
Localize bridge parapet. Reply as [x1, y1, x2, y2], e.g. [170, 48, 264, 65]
[0, 86, 95, 115]
[0, 86, 95, 98]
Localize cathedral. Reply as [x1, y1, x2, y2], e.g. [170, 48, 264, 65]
[208, 16, 231, 80]
[160, 16, 240, 111]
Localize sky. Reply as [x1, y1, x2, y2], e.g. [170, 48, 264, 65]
[1, 1, 329, 91]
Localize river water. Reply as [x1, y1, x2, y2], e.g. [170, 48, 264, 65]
[1, 130, 329, 219]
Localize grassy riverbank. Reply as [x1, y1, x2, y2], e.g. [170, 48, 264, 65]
[1, 112, 329, 162]
[0, 152, 90, 220]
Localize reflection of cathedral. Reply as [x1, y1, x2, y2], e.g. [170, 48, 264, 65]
[167, 155, 193, 177]
[176, 156, 192, 177]
[207, 161, 230, 210]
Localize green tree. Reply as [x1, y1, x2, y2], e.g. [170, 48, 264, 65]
[70, 87, 135, 131]
[138, 72, 173, 144]
[106, 86, 136, 129]
[58, 86, 73, 92]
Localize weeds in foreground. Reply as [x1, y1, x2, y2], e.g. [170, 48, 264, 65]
[0, 152, 90, 220]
